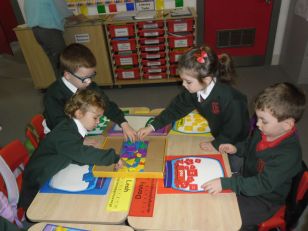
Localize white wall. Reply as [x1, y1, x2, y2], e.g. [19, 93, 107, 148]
[271, 0, 291, 65]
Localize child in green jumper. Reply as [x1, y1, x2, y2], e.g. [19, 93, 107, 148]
[19, 89, 123, 210]
[43, 43, 137, 142]
[202, 82, 306, 230]
[137, 45, 249, 172]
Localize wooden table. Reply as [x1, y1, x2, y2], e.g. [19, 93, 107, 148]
[26, 130, 242, 230]
[28, 223, 134, 231]
[127, 135, 242, 231]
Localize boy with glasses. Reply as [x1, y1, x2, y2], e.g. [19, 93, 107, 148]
[42, 43, 137, 142]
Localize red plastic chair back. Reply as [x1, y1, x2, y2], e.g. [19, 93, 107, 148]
[296, 171, 308, 202]
[25, 114, 45, 149]
[0, 139, 29, 221]
[0, 139, 29, 194]
[30, 114, 45, 140]
[258, 170, 308, 231]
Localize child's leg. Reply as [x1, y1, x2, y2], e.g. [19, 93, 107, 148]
[237, 194, 280, 231]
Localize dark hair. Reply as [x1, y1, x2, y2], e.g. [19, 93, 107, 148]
[60, 43, 96, 74]
[64, 89, 105, 118]
[177, 45, 236, 85]
[254, 82, 306, 122]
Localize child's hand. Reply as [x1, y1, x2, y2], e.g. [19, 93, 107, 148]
[115, 159, 124, 170]
[199, 141, 216, 152]
[137, 126, 153, 140]
[201, 178, 222, 195]
[121, 122, 137, 143]
[219, 144, 237, 154]
[83, 137, 101, 148]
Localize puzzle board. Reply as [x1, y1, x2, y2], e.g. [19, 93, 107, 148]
[169, 112, 211, 136]
[157, 154, 231, 194]
[108, 115, 171, 136]
[92, 136, 166, 178]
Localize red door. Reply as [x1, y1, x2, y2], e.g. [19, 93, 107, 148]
[204, 0, 273, 66]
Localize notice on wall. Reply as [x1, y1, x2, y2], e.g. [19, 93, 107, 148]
[135, 0, 155, 11]
[74, 33, 90, 43]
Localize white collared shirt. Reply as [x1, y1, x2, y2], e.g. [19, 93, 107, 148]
[197, 78, 216, 102]
[62, 77, 78, 93]
[73, 118, 88, 137]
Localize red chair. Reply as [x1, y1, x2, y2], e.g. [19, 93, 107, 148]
[258, 170, 308, 231]
[25, 114, 45, 149]
[0, 139, 30, 221]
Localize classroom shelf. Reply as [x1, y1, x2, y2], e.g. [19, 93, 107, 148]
[104, 8, 197, 86]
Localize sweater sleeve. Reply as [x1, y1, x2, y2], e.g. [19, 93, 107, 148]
[211, 94, 249, 150]
[151, 90, 195, 130]
[221, 145, 301, 196]
[56, 131, 120, 166]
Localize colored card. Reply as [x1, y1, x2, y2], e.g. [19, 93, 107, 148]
[129, 178, 157, 217]
[169, 112, 212, 137]
[40, 165, 111, 195]
[157, 154, 231, 194]
[43, 224, 88, 231]
[106, 177, 135, 211]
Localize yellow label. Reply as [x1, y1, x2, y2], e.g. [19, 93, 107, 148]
[106, 178, 135, 211]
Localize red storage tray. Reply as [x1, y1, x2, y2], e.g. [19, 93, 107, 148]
[115, 67, 140, 79]
[143, 65, 167, 74]
[167, 18, 194, 33]
[114, 53, 138, 66]
[140, 44, 165, 52]
[168, 34, 194, 48]
[108, 24, 135, 38]
[137, 20, 164, 29]
[143, 73, 167, 80]
[139, 37, 165, 45]
[138, 29, 165, 37]
[169, 48, 190, 63]
[142, 58, 166, 67]
[111, 39, 136, 52]
[141, 51, 166, 59]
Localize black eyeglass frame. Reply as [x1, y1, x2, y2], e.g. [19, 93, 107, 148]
[68, 71, 96, 83]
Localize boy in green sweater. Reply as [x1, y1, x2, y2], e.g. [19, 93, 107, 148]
[43, 43, 136, 142]
[19, 89, 123, 210]
[202, 82, 306, 230]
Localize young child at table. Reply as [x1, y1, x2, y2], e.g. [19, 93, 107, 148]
[18, 89, 123, 210]
[137, 45, 249, 171]
[43, 43, 136, 142]
[202, 82, 306, 230]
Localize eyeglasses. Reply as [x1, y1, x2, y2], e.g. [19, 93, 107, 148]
[69, 71, 96, 83]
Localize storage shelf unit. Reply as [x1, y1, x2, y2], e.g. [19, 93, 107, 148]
[104, 8, 197, 86]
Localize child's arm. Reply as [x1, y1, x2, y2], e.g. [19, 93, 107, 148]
[199, 142, 216, 152]
[121, 122, 137, 143]
[137, 126, 153, 140]
[219, 144, 237, 154]
[201, 178, 222, 195]
[115, 159, 124, 170]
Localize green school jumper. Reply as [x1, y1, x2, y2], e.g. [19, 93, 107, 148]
[43, 79, 126, 130]
[221, 128, 302, 206]
[18, 118, 120, 210]
[150, 82, 250, 149]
